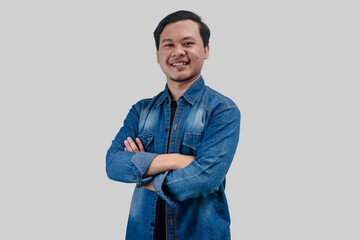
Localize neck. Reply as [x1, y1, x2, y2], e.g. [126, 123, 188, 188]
[167, 76, 200, 101]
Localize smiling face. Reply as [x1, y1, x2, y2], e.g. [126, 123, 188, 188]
[156, 20, 209, 84]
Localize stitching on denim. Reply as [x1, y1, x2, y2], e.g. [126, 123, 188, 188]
[156, 90, 168, 106]
[128, 161, 141, 181]
[166, 132, 232, 185]
[140, 99, 153, 112]
[206, 87, 231, 107]
[174, 103, 188, 153]
[198, 98, 212, 114]
[174, 205, 178, 240]
[183, 133, 203, 150]
[156, 179, 176, 207]
[138, 134, 154, 149]
[213, 105, 238, 116]
[196, 85, 206, 100]
[191, 85, 206, 104]
[183, 85, 205, 105]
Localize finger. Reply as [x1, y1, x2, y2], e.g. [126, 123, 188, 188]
[127, 137, 139, 152]
[124, 147, 128, 151]
[124, 140, 133, 152]
[136, 138, 145, 152]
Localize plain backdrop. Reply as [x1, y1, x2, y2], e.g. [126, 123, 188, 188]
[1, 0, 359, 239]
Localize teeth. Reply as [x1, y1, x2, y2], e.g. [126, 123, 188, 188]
[172, 62, 187, 66]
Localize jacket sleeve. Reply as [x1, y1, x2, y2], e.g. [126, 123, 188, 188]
[106, 103, 158, 186]
[153, 107, 241, 205]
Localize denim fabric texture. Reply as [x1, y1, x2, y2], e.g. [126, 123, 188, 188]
[106, 76, 241, 240]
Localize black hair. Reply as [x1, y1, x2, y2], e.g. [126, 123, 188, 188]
[153, 10, 210, 50]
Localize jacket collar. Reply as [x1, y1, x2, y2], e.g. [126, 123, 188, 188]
[157, 76, 206, 106]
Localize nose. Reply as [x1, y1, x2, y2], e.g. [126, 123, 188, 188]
[171, 45, 186, 58]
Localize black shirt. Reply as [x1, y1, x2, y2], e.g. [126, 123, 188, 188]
[153, 100, 177, 240]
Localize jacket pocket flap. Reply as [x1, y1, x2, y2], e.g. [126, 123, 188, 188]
[138, 134, 154, 149]
[183, 133, 203, 150]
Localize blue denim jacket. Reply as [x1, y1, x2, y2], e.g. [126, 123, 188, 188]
[106, 76, 241, 240]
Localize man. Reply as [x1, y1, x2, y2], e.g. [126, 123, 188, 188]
[106, 10, 241, 240]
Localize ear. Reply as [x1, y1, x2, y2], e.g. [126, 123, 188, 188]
[156, 50, 159, 63]
[204, 45, 210, 60]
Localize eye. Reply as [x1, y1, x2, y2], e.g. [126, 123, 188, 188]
[184, 42, 194, 46]
[163, 43, 174, 47]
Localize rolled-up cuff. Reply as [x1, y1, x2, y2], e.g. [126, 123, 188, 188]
[153, 171, 176, 207]
[136, 176, 154, 188]
[129, 152, 159, 184]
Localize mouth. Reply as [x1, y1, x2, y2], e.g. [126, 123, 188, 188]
[169, 61, 189, 66]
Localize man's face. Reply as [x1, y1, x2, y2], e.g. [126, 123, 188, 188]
[156, 20, 209, 83]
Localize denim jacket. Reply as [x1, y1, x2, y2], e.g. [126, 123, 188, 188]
[106, 76, 241, 240]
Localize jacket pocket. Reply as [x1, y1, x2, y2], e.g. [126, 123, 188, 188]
[138, 134, 154, 152]
[183, 133, 203, 155]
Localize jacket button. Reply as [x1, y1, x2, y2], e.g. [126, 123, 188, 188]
[165, 128, 169, 132]
[151, 222, 155, 226]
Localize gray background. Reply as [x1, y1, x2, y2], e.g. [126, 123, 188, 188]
[1, 0, 359, 239]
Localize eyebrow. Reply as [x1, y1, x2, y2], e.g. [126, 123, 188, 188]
[161, 38, 174, 43]
[161, 36, 197, 43]
[183, 36, 196, 41]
